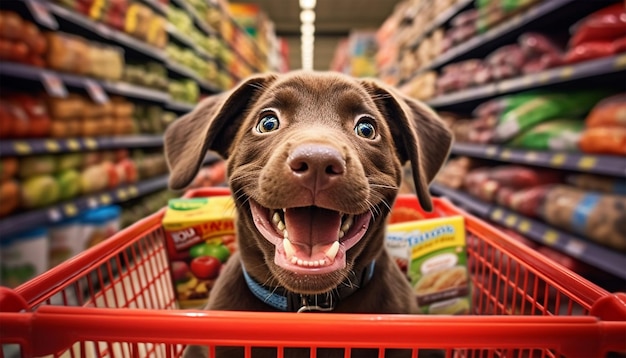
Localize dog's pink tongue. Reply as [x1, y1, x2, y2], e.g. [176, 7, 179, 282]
[284, 207, 340, 258]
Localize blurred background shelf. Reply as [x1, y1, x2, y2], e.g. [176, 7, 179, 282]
[45, 1, 167, 61]
[0, 62, 170, 103]
[430, 183, 626, 281]
[427, 54, 626, 109]
[0, 136, 165, 157]
[0, 175, 170, 239]
[451, 143, 626, 178]
[406, 0, 473, 50]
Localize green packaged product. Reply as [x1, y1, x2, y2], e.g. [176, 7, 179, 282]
[507, 119, 585, 151]
[493, 91, 610, 142]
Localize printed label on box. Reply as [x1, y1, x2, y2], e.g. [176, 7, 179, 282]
[387, 215, 471, 314]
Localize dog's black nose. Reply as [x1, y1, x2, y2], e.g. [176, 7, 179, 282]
[288, 144, 346, 192]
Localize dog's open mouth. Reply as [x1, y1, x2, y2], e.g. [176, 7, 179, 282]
[250, 200, 372, 275]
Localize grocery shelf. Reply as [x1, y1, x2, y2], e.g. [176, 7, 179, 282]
[451, 143, 626, 178]
[170, 0, 217, 36]
[427, 54, 626, 108]
[0, 136, 165, 157]
[429, 182, 492, 218]
[165, 100, 195, 113]
[140, 0, 168, 16]
[0, 175, 170, 239]
[402, 0, 581, 84]
[165, 60, 221, 93]
[166, 24, 217, 63]
[0, 62, 170, 104]
[407, 0, 473, 50]
[430, 183, 626, 280]
[45, 1, 167, 61]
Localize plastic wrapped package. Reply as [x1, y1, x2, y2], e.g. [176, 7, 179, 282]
[0, 228, 49, 288]
[541, 185, 626, 252]
[569, 3, 626, 48]
[493, 91, 611, 142]
[567, 174, 626, 195]
[585, 93, 626, 128]
[578, 127, 626, 155]
[507, 118, 584, 151]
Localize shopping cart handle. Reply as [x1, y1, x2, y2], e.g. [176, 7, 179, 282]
[0, 286, 29, 312]
[590, 292, 626, 321]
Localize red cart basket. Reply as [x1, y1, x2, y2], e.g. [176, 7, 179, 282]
[1, 187, 625, 358]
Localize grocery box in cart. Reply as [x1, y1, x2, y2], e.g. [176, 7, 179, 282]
[161, 196, 236, 309]
[0, 187, 625, 358]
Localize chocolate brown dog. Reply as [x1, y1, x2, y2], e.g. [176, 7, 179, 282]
[164, 71, 452, 358]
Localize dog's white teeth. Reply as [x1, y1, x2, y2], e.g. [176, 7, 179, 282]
[291, 256, 298, 264]
[341, 215, 353, 232]
[272, 212, 281, 225]
[338, 230, 345, 239]
[283, 238, 296, 259]
[277, 221, 285, 231]
[325, 241, 340, 262]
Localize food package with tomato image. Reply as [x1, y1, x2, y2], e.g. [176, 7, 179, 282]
[161, 196, 237, 309]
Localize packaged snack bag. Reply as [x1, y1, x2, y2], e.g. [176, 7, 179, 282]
[585, 93, 626, 128]
[579, 127, 626, 155]
[507, 118, 585, 151]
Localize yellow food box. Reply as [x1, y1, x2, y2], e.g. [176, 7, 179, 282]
[161, 196, 236, 309]
[386, 215, 471, 314]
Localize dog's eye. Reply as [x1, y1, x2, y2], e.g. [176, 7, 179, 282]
[256, 113, 280, 133]
[354, 119, 376, 139]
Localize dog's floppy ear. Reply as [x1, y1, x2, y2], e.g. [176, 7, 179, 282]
[361, 79, 452, 212]
[164, 73, 277, 190]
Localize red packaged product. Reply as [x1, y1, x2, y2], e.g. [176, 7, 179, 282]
[570, 3, 626, 47]
[518, 32, 564, 58]
[613, 36, 626, 53]
[564, 41, 615, 64]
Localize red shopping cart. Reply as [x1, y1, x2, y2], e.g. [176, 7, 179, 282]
[1, 187, 625, 358]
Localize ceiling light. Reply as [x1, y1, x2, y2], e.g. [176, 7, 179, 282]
[300, 23, 315, 36]
[300, 9, 315, 23]
[299, 0, 316, 9]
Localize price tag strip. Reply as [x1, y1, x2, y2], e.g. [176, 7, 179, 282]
[41, 71, 68, 98]
[25, 0, 59, 29]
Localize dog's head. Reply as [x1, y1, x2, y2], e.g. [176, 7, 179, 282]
[164, 71, 452, 295]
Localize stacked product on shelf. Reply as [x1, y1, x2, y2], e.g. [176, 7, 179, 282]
[0, 148, 173, 218]
[0, 0, 281, 289]
[377, 0, 626, 290]
[392, 1, 626, 102]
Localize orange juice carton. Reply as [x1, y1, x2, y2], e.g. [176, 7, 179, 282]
[386, 215, 471, 314]
[162, 196, 236, 309]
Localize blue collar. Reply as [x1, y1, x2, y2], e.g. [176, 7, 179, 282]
[242, 260, 376, 312]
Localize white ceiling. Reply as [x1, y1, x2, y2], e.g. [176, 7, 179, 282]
[230, 0, 404, 70]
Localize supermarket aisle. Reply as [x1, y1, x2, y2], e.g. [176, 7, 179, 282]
[0, 0, 625, 295]
[0, 0, 278, 287]
[371, 0, 626, 292]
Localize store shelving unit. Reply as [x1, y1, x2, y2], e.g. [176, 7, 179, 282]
[431, 183, 626, 281]
[45, 1, 167, 61]
[0, 0, 271, 245]
[0, 62, 171, 104]
[390, 0, 626, 285]
[0, 175, 169, 238]
[427, 54, 626, 108]
[0, 136, 165, 156]
[451, 143, 626, 178]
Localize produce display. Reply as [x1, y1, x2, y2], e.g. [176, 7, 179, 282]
[123, 62, 169, 91]
[166, 43, 218, 84]
[0, 11, 48, 67]
[0, 149, 173, 218]
[54, 0, 167, 49]
[168, 78, 200, 104]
